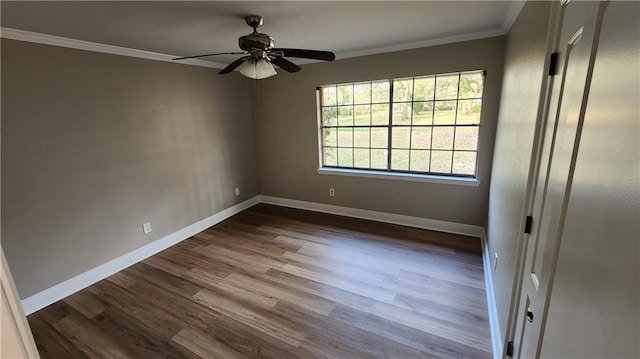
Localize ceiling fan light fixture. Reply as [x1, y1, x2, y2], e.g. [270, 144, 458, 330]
[238, 58, 277, 79]
[173, 15, 335, 76]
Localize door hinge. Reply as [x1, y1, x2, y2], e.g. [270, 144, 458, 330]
[506, 341, 514, 356]
[524, 215, 533, 234]
[548, 52, 559, 76]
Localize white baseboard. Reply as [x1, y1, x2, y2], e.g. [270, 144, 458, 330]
[259, 195, 485, 238]
[261, 195, 501, 356]
[22, 193, 493, 335]
[261, 194, 499, 357]
[480, 230, 503, 359]
[21, 196, 260, 315]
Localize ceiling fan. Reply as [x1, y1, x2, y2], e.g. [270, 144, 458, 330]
[172, 15, 336, 79]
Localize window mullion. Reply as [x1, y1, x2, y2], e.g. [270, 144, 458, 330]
[387, 80, 394, 171]
[352, 84, 355, 168]
[333, 87, 338, 166]
[408, 77, 415, 171]
[319, 88, 324, 167]
[369, 82, 373, 168]
[451, 73, 461, 174]
[428, 76, 436, 173]
[336, 106, 339, 165]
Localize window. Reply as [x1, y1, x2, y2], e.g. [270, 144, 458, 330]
[319, 71, 484, 178]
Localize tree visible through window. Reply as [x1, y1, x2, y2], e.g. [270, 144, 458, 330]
[319, 71, 484, 177]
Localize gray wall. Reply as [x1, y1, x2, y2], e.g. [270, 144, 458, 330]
[1, 39, 258, 298]
[252, 37, 506, 226]
[540, 1, 639, 356]
[486, 1, 551, 346]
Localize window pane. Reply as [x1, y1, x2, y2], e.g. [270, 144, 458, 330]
[459, 72, 483, 99]
[338, 106, 353, 126]
[457, 99, 482, 125]
[412, 102, 433, 125]
[337, 148, 353, 167]
[322, 106, 338, 126]
[392, 127, 410, 148]
[372, 81, 390, 103]
[353, 128, 370, 148]
[431, 150, 453, 173]
[454, 127, 479, 151]
[371, 149, 388, 169]
[354, 148, 370, 168]
[414, 76, 435, 101]
[323, 147, 337, 166]
[337, 84, 353, 105]
[434, 101, 457, 125]
[372, 104, 389, 125]
[410, 150, 430, 172]
[337, 128, 353, 147]
[453, 151, 476, 175]
[371, 128, 388, 148]
[322, 127, 337, 147]
[354, 105, 371, 126]
[435, 74, 459, 100]
[391, 149, 410, 171]
[322, 86, 337, 106]
[393, 79, 413, 102]
[432, 127, 454, 150]
[354, 83, 371, 104]
[393, 103, 412, 125]
[411, 127, 432, 149]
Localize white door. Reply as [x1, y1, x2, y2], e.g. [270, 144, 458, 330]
[511, 1, 608, 357]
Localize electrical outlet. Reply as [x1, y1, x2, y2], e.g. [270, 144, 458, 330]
[329, 188, 335, 197]
[235, 187, 240, 196]
[142, 222, 152, 234]
[494, 252, 499, 271]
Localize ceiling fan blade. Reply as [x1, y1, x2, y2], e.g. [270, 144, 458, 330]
[271, 48, 335, 61]
[219, 56, 250, 74]
[172, 52, 246, 61]
[270, 57, 301, 73]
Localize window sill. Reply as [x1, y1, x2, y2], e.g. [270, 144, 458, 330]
[316, 168, 481, 187]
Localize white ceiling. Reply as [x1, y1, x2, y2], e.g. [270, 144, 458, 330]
[1, 1, 523, 66]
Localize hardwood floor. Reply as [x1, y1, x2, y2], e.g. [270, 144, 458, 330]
[27, 204, 492, 358]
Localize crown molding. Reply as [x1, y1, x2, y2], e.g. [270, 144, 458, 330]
[335, 28, 507, 61]
[0, 27, 227, 69]
[2, 2, 524, 69]
[501, 0, 527, 33]
[335, 0, 526, 62]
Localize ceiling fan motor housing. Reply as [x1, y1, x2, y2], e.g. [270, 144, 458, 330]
[239, 33, 275, 52]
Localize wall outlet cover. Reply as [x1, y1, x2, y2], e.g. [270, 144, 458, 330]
[235, 187, 240, 196]
[142, 222, 152, 234]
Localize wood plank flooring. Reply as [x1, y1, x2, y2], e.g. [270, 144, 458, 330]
[27, 204, 492, 358]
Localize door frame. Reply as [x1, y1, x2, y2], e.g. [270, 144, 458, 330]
[501, 1, 562, 356]
[1, 245, 40, 358]
[503, 0, 609, 356]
